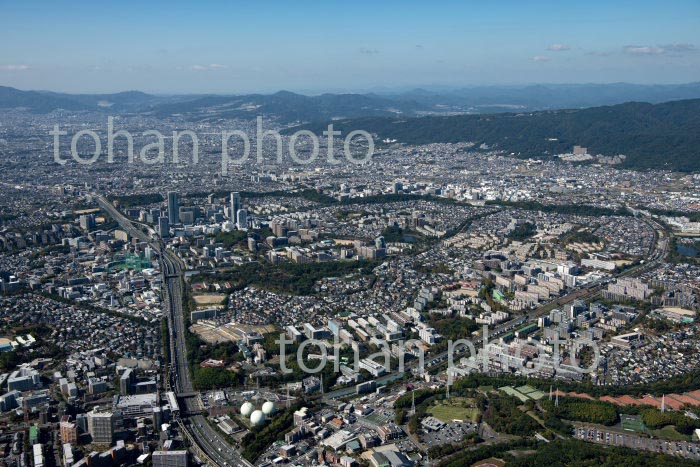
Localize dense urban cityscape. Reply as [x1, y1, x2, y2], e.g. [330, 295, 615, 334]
[2, 1, 700, 466]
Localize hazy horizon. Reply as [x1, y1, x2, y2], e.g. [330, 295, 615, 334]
[1, 0, 698, 94]
[3, 81, 700, 97]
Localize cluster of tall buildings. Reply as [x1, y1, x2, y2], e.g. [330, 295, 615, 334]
[156, 191, 248, 238]
[230, 191, 248, 229]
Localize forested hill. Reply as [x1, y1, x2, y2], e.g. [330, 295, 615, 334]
[287, 98, 700, 172]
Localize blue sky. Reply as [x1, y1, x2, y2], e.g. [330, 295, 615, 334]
[1, 0, 698, 93]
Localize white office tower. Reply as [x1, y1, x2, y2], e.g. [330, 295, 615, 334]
[87, 410, 115, 444]
[230, 192, 241, 219]
[236, 209, 248, 229]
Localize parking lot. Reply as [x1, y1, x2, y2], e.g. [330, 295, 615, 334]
[422, 421, 479, 447]
[574, 424, 700, 460]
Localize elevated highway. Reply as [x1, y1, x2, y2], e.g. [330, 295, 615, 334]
[96, 195, 252, 467]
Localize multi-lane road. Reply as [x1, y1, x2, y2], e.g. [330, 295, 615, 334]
[96, 195, 251, 467]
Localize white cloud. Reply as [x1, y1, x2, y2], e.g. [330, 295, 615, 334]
[547, 44, 570, 51]
[0, 64, 30, 71]
[661, 43, 696, 53]
[531, 55, 551, 62]
[191, 64, 227, 71]
[624, 45, 665, 55]
[623, 44, 696, 56]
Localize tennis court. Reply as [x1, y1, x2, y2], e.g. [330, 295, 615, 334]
[620, 415, 645, 432]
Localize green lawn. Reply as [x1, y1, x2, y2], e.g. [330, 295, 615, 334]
[427, 400, 480, 423]
[653, 425, 691, 441]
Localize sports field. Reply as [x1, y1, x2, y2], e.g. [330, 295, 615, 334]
[427, 399, 480, 423]
[499, 386, 529, 402]
[193, 293, 227, 305]
[499, 385, 545, 401]
[620, 415, 645, 433]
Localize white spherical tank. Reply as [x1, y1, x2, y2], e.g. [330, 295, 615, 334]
[262, 401, 276, 415]
[250, 410, 266, 426]
[240, 402, 254, 417]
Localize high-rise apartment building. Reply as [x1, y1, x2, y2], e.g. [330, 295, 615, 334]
[230, 192, 241, 220]
[167, 191, 179, 225]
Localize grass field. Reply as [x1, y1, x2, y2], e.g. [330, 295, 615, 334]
[427, 399, 480, 423]
[653, 425, 691, 441]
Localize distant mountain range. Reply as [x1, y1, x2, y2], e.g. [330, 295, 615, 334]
[0, 87, 164, 113]
[2, 84, 699, 171]
[288, 99, 700, 172]
[147, 90, 433, 122]
[0, 86, 431, 121]
[377, 82, 700, 112]
[3, 82, 700, 123]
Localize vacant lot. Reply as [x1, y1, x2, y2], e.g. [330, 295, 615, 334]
[193, 294, 227, 306]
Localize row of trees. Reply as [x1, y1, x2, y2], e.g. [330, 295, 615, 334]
[507, 439, 700, 467]
[448, 370, 700, 400]
[437, 440, 537, 467]
[439, 437, 699, 467]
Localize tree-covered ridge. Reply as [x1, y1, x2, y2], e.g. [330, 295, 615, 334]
[289, 98, 700, 171]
